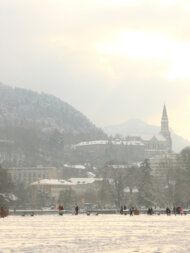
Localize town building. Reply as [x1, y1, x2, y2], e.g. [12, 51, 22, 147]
[148, 153, 179, 181]
[30, 178, 103, 204]
[7, 166, 59, 186]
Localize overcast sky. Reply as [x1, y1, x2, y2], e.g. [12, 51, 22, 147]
[0, 0, 190, 140]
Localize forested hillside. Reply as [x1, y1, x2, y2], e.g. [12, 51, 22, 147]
[0, 83, 106, 167]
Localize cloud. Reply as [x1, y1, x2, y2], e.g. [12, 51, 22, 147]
[0, 0, 190, 139]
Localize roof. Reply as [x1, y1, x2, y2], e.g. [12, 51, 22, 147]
[68, 178, 102, 185]
[31, 179, 73, 186]
[64, 164, 86, 170]
[31, 178, 102, 186]
[87, 172, 96, 177]
[73, 140, 144, 148]
[138, 134, 166, 141]
[9, 166, 57, 171]
[108, 163, 142, 169]
[73, 140, 108, 147]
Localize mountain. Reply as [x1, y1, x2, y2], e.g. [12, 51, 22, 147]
[103, 119, 190, 153]
[0, 83, 106, 166]
[0, 83, 104, 135]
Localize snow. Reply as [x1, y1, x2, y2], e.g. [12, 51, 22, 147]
[110, 163, 141, 169]
[73, 140, 108, 147]
[31, 179, 73, 186]
[64, 164, 86, 170]
[87, 172, 96, 177]
[73, 140, 144, 148]
[68, 178, 102, 184]
[31, 178, 102, 186]
[137, 134, 166, 141]
[1, 214, 190, 252]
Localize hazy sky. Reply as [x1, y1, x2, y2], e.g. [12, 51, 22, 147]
[0, 0, 190, 139]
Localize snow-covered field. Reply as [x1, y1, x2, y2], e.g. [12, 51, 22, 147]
[0, 214, 190, 253]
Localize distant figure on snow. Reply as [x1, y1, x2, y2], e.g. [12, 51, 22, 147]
[0, 207, 8, 218]
[173, 206, 176, 215]
[147, 207, 153, 215]
[166, 207, 171, 215]
[120, 205, 123, 215]
[75, 205, 79, 215]
[58, 205, 64, 215]
[129, 206, 134, 216]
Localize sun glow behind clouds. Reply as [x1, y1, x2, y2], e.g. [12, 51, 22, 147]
[93, 0, 141, 5]
[156, 0, 178, 5]
[98, 30, 190, 79]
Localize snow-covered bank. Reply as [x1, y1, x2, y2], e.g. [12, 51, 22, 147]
[0, 215, 190, 252]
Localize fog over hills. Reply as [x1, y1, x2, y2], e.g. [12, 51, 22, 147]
[0, 83, 105, 166]
[0, 82, 188, 168]
[103, 119, 190, 153]
[0, 83, 104, 136]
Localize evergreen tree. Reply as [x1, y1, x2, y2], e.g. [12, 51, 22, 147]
[138, 159, 155, 207]
[0, 165, 14, 207]
[175, 147, 190, 207]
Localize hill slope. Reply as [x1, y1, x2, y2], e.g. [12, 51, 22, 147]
[0, 83, 104, 135]
[0, 83, 105, 166]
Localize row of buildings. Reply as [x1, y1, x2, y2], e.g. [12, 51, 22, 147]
[5, 105, 179, 206]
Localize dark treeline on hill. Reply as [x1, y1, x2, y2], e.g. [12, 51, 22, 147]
[0, 83, 106, 167]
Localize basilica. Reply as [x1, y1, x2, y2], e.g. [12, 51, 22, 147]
[71, 105, 173, 165]
[129, 104, 172, 157]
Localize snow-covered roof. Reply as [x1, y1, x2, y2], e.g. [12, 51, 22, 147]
[123, 187, 130, 193]
[112, 140, 144, 146]
[68, 178, 102, 185]
[138, 134, 166, 141]
[31, 178, 103, 186]
[73, 140, 108, 147]
[31, 179, 73, 186]
[110, 165, 128, 169]
[10, 166, 57, 171]
[64, 164, 86, 170]
[73, 140, 144, 148]
[87, 172, 96, 177]
[123, 187, 139, 193]
[107, 163, 142, 169]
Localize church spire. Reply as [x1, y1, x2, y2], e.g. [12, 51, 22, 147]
[162, 104, 168, 120]
[160, 104, 172, 152]
[161, 104, 169, 132]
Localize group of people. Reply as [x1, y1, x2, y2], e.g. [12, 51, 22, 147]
[58, 204, 79, 215]
[147, 207, 154, 215]
[166, 206, 184, 215]
[120, 205, 127, 214]
[74, 205, 79, 215]
[120, 205, 135, 216]
[119, 205, 185, 216]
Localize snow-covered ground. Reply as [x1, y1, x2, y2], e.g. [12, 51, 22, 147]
[0, 214, 190, 253]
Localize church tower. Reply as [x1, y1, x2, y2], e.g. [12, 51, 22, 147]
[160, 105, 172, 152]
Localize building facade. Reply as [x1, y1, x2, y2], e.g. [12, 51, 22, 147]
[7, 166, 59, 186]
